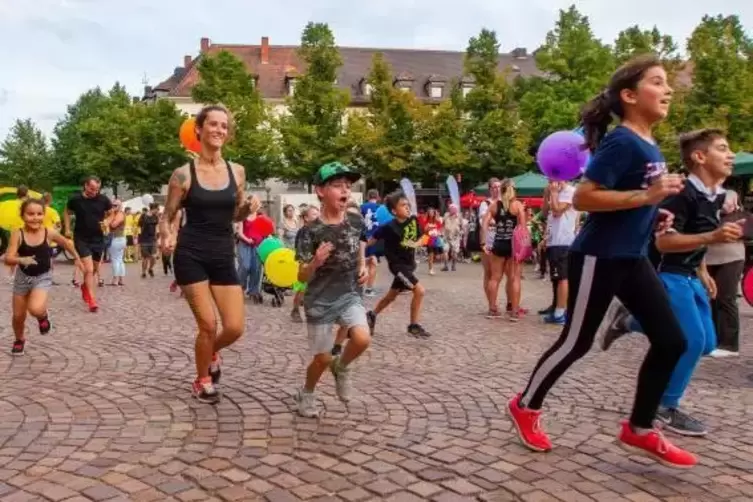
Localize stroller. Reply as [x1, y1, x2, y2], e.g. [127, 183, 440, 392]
[260, 271, 286, 307]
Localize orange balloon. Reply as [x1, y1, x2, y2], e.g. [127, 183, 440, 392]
[179, 118, 201, 153]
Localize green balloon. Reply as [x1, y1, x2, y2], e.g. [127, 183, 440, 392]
[257, 237, 284, 263]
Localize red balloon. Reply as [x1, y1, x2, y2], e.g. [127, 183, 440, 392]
[250, 215, 274, 240]
[179, 118, 201, 153]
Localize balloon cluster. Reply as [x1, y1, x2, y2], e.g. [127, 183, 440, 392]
[257, 234, 299, 288]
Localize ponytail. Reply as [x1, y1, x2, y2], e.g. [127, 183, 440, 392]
[500, 182, 515, 212]
[580, 91, 615, 151]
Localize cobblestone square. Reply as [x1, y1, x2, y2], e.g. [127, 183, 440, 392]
[1, 262, 752, 501]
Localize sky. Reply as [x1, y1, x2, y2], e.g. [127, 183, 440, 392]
[0, 0, 751, 140]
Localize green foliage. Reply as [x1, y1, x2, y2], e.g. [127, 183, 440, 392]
[0, 119, 53, 189]
[277, 22, 349, 184]
[192, 50, 281, 184]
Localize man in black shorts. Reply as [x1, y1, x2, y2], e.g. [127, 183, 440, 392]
[138, 203, 160, 278]
[63, 176, 112, 311]
[366, 191, 431, 338]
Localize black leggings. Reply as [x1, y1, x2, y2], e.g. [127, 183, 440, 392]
[520, 252, 686, 428]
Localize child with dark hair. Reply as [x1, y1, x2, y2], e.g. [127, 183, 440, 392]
[507, 55, 697, 468]
[366, 191, 430, 338]
[599, 128, 742, 437]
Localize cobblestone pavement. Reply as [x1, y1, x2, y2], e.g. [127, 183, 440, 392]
[0, 261, 752, 502]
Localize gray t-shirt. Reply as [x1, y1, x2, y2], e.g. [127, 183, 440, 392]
[295, 212, 366, 323]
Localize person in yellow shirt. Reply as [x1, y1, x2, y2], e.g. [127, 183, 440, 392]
[124, 208, 136, 263]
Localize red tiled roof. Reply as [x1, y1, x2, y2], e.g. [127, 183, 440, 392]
[152, 38, 543, 103]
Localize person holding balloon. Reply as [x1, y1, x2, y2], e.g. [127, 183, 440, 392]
[480, 179, 526, 321]
[293, 162, 371, 418]
[161, 105, 259, 405]
[507, 55, 697, 468]
[366, 191, 431, 339]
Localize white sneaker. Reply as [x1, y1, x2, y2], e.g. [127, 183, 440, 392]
[708, 349, 739, 358]
[295, 389, 320, 417]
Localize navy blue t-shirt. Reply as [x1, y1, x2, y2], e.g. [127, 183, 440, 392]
[570, 126, 667, 258]
[361, 201, 380, 239]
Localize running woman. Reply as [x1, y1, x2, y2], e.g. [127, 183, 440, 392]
[160, 104, 258, 404]
[366, 190, 431, 338]
[506, 55, 697, 468]
[599, 129, 741, 437]
[63, 176, 112, 312]
[294, 162, 371, 418]
[360, 189, 381, 297]
[480, 179, 525, 321]
[5, 199, 83, 355]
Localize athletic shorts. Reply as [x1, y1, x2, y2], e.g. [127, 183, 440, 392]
[491, 240, 512, 258]
[13, 270, 52, 295]
[365, 240, 384, 258]
[140, 242, 157, 257]
[389, 265, 419, 292]
[306, 302, 368, 355]
[173, 246, 239, 287]
[74, 237, 105, 262]
[547, 246, 569, 281]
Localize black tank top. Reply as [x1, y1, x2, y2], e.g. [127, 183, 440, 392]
[493, 201, 517, 244]
[178, 160, 237, 255]
[18, 229, 51, 276]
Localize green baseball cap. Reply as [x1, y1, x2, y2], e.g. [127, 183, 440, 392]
[312, 162, 361, 186]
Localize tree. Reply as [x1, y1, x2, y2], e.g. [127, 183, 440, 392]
[0, 119, 53, 189]
[463, 29, 531, 180]
[341, 52, 430, 183]
[614, 26, 681, 69]
[192, 50, 281, 184]
[516, 6, 614, 144]
[680, 15, 753, 153]
[277, 22, 349, 184]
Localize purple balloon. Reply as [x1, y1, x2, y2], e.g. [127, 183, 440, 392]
[536, 131, 590, 181]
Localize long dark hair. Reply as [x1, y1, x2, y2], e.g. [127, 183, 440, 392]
[581, 54, 663, 151]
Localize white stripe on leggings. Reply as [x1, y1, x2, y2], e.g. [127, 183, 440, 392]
[521, 254, 598, 407]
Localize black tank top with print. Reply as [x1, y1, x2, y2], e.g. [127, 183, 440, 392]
[493, 201, 517, 245]
[18, 229, 51, 276]
[177, 159, 237, 257]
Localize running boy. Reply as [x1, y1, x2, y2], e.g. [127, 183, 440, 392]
[294, 162, 371, 418]
[366, 191, 431, 338]
[5, 199, 83, 355]
[599, 129, 742, 437]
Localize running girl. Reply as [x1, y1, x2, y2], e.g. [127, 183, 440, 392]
[4, 199, 83, 355]
[506, 55, 696, 468]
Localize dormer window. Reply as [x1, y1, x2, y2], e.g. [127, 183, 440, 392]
[460, 75, 475, 98]
[360, 78, 373, 97]
[286, 77, 297, 96]
[462, 85, 473, 97]
[425, 74, 447, 99]
[429, 85, 443, 98]
[393, 71, 415, 92]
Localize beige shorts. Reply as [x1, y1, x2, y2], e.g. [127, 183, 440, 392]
[306, 303, 368, 355]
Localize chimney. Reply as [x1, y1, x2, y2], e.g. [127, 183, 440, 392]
[183, 55, 192, 68]
[200, 37, 210, 52]
[261, 36, 269, 64]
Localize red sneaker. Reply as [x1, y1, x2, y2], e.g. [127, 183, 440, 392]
[81, 284, 90, 303]
[507, 394, 552, 452]
[88, 300, 99, 313]
[617, 420, 697, 469]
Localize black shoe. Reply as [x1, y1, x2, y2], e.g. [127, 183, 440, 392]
[148, 269, 155, 278]
[537, 305, 554, 316]
[408, 324, 431, 338]
[38, 314, 51, 335]
[599, 301, 631, 351]
[366, 311, 376, 335]
[11, 340, 25, 356]
[331, 344, 343, 356]
[141, 273, 146, 279]
[656, 407, 708, 437]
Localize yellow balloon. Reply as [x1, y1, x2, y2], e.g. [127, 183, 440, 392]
[264, 248, 299, 288]
[0, 199, 25, 230]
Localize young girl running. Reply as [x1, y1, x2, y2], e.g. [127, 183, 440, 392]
[4, 199, 82, 355]
[506, 55, 697, 468]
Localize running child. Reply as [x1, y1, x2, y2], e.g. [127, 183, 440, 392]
[599, 128, 742, 437]
[294, 162, 371, 418]
[506, 55, 697, 468]
[366, 191, 431, 338]
[4, 198, 83, 355]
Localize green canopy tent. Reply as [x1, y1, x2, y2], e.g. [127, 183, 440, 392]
[733, 152, 753, 177]
[473, 171, 549, 197]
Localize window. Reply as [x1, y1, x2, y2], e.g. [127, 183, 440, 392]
[287, 78, 296, 96]
[462, 85, 473, 97]
[429, 85, 442, 98]
[399, 86, 411, 92]
[364, 83, 373, 96]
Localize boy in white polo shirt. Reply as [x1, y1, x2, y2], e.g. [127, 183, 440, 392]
[543, 181, 578, 325]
